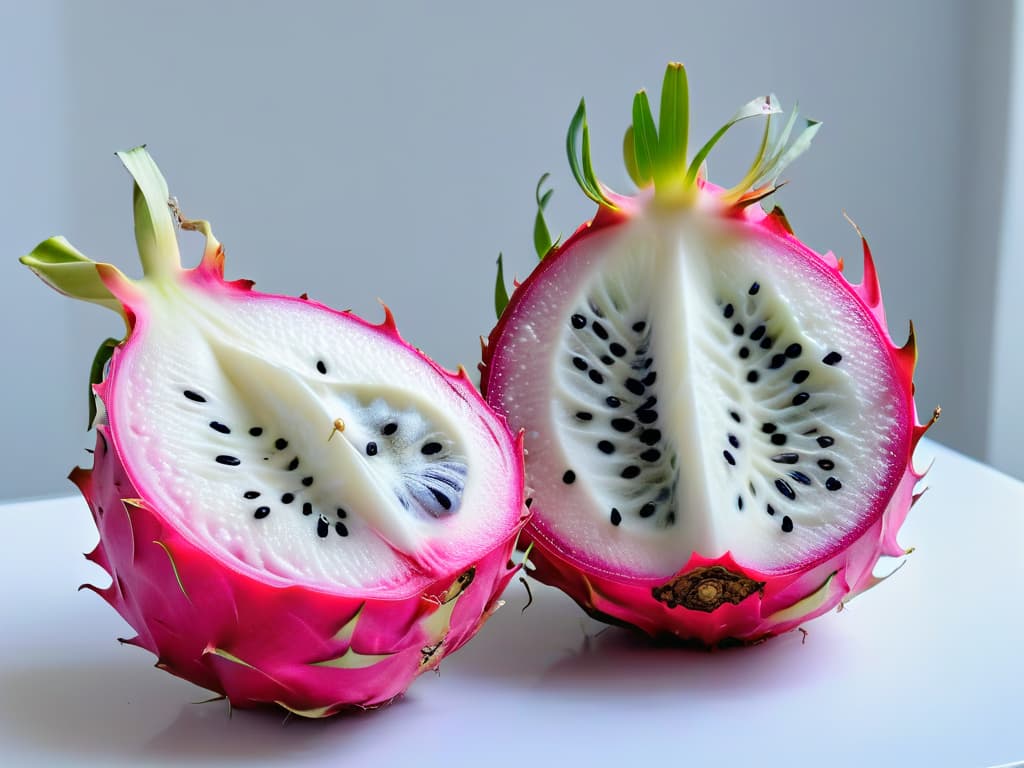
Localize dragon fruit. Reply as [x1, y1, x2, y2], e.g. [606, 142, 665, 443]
[481, 63, 936, 646]
[21, 147, 527, 715]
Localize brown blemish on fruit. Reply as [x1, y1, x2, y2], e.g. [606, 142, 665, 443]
[652, 566, 764, 613]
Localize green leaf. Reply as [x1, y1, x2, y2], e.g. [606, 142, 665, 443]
[20, 237, 128, 320]
[533, 173, 555, 260]
[655, 62, 689, 191]
[630, 89, 658, 187]
[752, 117, 821, 188]
[494, 253, 510, 318]
[87, 337, 120, 429]
[566, 99, 615, 208]
[687, 95, 780, 185]
[116, 146, 182, 279]
[623, 126, 641, 187]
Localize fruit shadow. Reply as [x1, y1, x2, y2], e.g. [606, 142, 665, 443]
[451, 581, 850, 697]
[0, 655, 400, 762]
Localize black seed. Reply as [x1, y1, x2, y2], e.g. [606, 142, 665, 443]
[823, 351, 843, 366]
[249, 427, 263, 436]
[737, 495, 744, 510]
[254, 506, 270, 519]
[316, 360, 327, 374]
[771, 433, 788, 446]
[818, 459, 835, 470]
[606, 396, 621, 408]
[775, 479, 796, 500]
[422, 442, 443, 455]
[572, 356, 588, 371]
[730, 411, 742, 423]
[826, 477, 842, 491]
[639, 502, 656, 518]
[769, 354, 787, 369]
[209, 421, 230, 434]
[183, 390, 206, 403]
[732, 323, 745, 336]
[728, 434, 740, 449]
[817, 436, 835, 448]
[790, 471, 812, 485]
[287, 456, 300, 471]
[601, 355, 615, 365]
[666, 511, 676, 525]
[724, 450, 736, 466]
[723, 303, 735, 318]
[562, 470, 576, 484]
[243, 491, 260, 499]
[782, 516, 794, 533]
[609, 342, 627, 357]
[785, 343, 803, 358]
[317, 517, 329, 537]
[792, 392, 810, 406]
[612, 418, 635, 432]
[636, 409, 658, 424]
[760, 336, 774, 349]
[577, 411, 594, 421]
[275, 438, 288, 450]
[588, 369, 604, 384]
[335, 522, 349, 537]
[772, 453, 799, 464]
[592, 321, 609, 340]
[625, 378, 645, 395]
[598, 440, 615, 454]
[621, 465, 641, 479]
[643, 371, 657, 386]
[302, 502, 313, 516]
[640, 429, 661, 445]
[571, 314, 586, 329]
[525, 498, 533, 508]
[793, 370, 810, 384]
[747, 371, 760, 383]
[632, 321, 647, 332]
[643, 357, 654, 368]
[762, 423, 777, 433]
[382, 422, 398, 436]
[366, 442, 378, 456]
[216, 455, 240, 466]
[803, 428, 819, 435]
[610, 508, 622, 526]
[750, 325, 766, 341]
[281, 493, 294, 504]
[641, 448, 661, 462]
[432, 488, 453, 509]
[302, 476, 314, 487]
[750, 482, 757, 497]
[739, 347, 750, 359]
[749, 282, 760, 295]
[767, 504, 776, 516]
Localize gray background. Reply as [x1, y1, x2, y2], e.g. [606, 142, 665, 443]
[1, 0, 1018, 500]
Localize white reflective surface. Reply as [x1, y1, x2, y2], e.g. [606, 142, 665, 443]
[1, 440, 1021, 767]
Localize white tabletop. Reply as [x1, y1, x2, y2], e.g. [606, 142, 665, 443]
[1, 438, 1021, 767]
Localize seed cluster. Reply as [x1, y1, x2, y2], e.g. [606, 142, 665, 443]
[717, 281, 846, 534]
[181, 360, 469, 541]
[564, 302, 677, 529]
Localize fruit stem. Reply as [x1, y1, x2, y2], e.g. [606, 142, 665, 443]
[116, 146, 182, 280]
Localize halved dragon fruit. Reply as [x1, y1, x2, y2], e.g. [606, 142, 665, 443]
[481, 63, 936, 646]
[21, 147, 527, 715]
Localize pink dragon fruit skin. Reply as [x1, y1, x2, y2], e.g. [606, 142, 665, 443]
[23, 147, 528, 715]
[481, 64, 937, 646]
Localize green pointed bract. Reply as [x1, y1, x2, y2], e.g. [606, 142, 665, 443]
[20, 237, 128, 320]
[117, 146, 182, 280]
[494, 253, 510, 319]
[533, 173, 556, 260]
[565, 62, 818, 210]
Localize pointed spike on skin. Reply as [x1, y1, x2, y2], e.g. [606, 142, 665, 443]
[843, 211, 882, 308]
[895, 321, 918, 380]
[376, 300, 399, 333]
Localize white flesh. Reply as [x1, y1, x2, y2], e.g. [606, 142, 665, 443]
[492, 208, 904, 578]
[110, 284, 517, 593]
